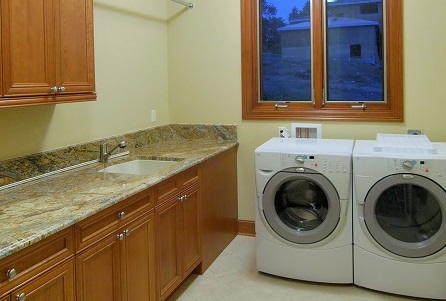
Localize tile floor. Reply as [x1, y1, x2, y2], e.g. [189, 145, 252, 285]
[168, 235, 426, 301]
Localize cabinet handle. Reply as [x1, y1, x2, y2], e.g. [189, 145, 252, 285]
[117, 233, 124, 241]
[16, 293, 26, 301]
[50, 86, 58, 94]
[7, 268, 17, 279]
[178, 196, 184, 203]
[58, 86, 66, 93]
[118, 211, 126, 220]
[123, 229, 130, 237]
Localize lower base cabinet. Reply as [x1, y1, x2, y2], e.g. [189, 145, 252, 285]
[11, 259, 75, 301]
[76, 212, 155, 301]
[1, 146, 238, 301]
[155, 181, 201, 301]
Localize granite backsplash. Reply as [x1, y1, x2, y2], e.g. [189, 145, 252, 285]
[0, 124, 237, 189]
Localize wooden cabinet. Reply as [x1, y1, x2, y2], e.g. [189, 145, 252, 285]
[0, 146, 238, 301]
[199, 146, 238, 273]
[11, 259, 75, 301]
[0, 0, 95, 108]
[0, 295, 9, 301]
[155, 168, 201, 301]
[0, 227, 75, 301]
[75, 188, 155, 301]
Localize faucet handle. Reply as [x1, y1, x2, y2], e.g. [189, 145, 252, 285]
[99, 143, 108, 163]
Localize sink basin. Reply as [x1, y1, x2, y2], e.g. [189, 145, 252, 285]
[99, 159, 179, 176]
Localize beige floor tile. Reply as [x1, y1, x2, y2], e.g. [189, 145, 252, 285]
[169, 236, 428, 301]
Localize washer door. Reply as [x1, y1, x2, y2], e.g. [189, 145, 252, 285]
[364, 174, 446, 258]
[262, 168, 341, 244]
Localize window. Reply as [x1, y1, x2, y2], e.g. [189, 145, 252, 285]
[241, 0, 403, 121]
[360, 3, 379, 15]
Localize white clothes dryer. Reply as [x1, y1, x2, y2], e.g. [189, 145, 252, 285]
[255, 138, 354, 283]
[353, 140, 446, 300]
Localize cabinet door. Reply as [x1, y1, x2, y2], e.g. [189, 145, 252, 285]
[121, 212, 155, 301]
[0, 295, 9, 301]
[76, 235, 122, 301]
[11, 259, 75, 301]
[57, 0, 95, 94]
[181, 185, 201, 276]
[1, 0, 56, 96]
[155, 199, 182, 301]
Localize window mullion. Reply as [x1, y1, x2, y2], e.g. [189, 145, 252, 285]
[311, 0, 324, 109]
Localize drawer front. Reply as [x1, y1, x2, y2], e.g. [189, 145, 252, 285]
[155, 176, 180, 206]
[156, 167, 200, 206]
[0, 227, 74, 295]
[75, 188, 153, 252]
[181, 167, 200, 189]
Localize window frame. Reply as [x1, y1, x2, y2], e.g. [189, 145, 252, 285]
[241, 0, 403, 121]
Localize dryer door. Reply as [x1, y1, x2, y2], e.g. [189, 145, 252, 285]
[364, 174, 446, 258]
[262, 168, 341, 244]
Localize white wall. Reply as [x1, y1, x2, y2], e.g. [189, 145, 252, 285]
[2, 0, 446, 222]
[0, 0, 170, 160]
[167, 0, 446, 220]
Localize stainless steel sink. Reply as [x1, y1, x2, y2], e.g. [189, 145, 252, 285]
[99, 159, 180, 176]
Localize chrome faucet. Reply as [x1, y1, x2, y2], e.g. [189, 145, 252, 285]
[100, 141, 127, 163]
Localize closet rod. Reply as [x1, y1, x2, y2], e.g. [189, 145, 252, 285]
[170, 0, 193, 9]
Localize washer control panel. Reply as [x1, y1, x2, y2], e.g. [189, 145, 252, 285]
[281, 153, 350, 174]
[386, 158, 430, 173]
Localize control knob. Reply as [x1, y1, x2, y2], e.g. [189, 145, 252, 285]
[402, 160, 415, 170]
[295, 155, 305, 164]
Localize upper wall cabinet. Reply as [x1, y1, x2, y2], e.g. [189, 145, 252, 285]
[0, 0, 96, 108]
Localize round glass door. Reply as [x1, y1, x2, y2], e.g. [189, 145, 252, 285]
[364, 174, 446, 258]
[262, 168, 340, 244]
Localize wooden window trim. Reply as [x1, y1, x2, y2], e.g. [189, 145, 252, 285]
[241, 0, 403, 122]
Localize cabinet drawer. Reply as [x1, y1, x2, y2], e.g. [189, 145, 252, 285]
[181, 167, 200, 189]
[11, 259, 75, 301]
[75, 188, 153, 252]
[155, 167, 200, 206]
[0, 227, 74, 295]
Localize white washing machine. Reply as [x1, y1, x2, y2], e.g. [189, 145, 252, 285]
[255, 137, 354, 283]
[353, 139, 446, 300]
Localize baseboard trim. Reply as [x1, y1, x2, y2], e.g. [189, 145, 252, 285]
[238, 220, 255, 236]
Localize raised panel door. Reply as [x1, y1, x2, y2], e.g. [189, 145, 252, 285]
[57, 0, 95, 94]
[155, 199, 182, 301]
[1, 0, 56, 96]
[11, 259, 75, 301]
[181, 185, 201, 276]
[121, 212, 155, 301]
[76, 234, 122, 301]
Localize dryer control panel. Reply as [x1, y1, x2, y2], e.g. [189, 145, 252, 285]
[281, 153, 350, 175]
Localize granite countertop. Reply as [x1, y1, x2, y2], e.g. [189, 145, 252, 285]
[0, 138, 237, 260]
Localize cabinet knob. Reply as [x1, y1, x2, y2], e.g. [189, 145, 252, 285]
[58, 86, 66, 93]
[123, 229, 130, 237]
[7, 268, 17, 279]
[16, 293, 27, 301]
[117, 233, 124, 241]
[50, 86, 58, 94]
[118, 211, 126, 220]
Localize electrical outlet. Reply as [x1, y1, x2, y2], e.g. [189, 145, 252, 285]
[407, 129, 423, 135]
[291, 123, 322, 138]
